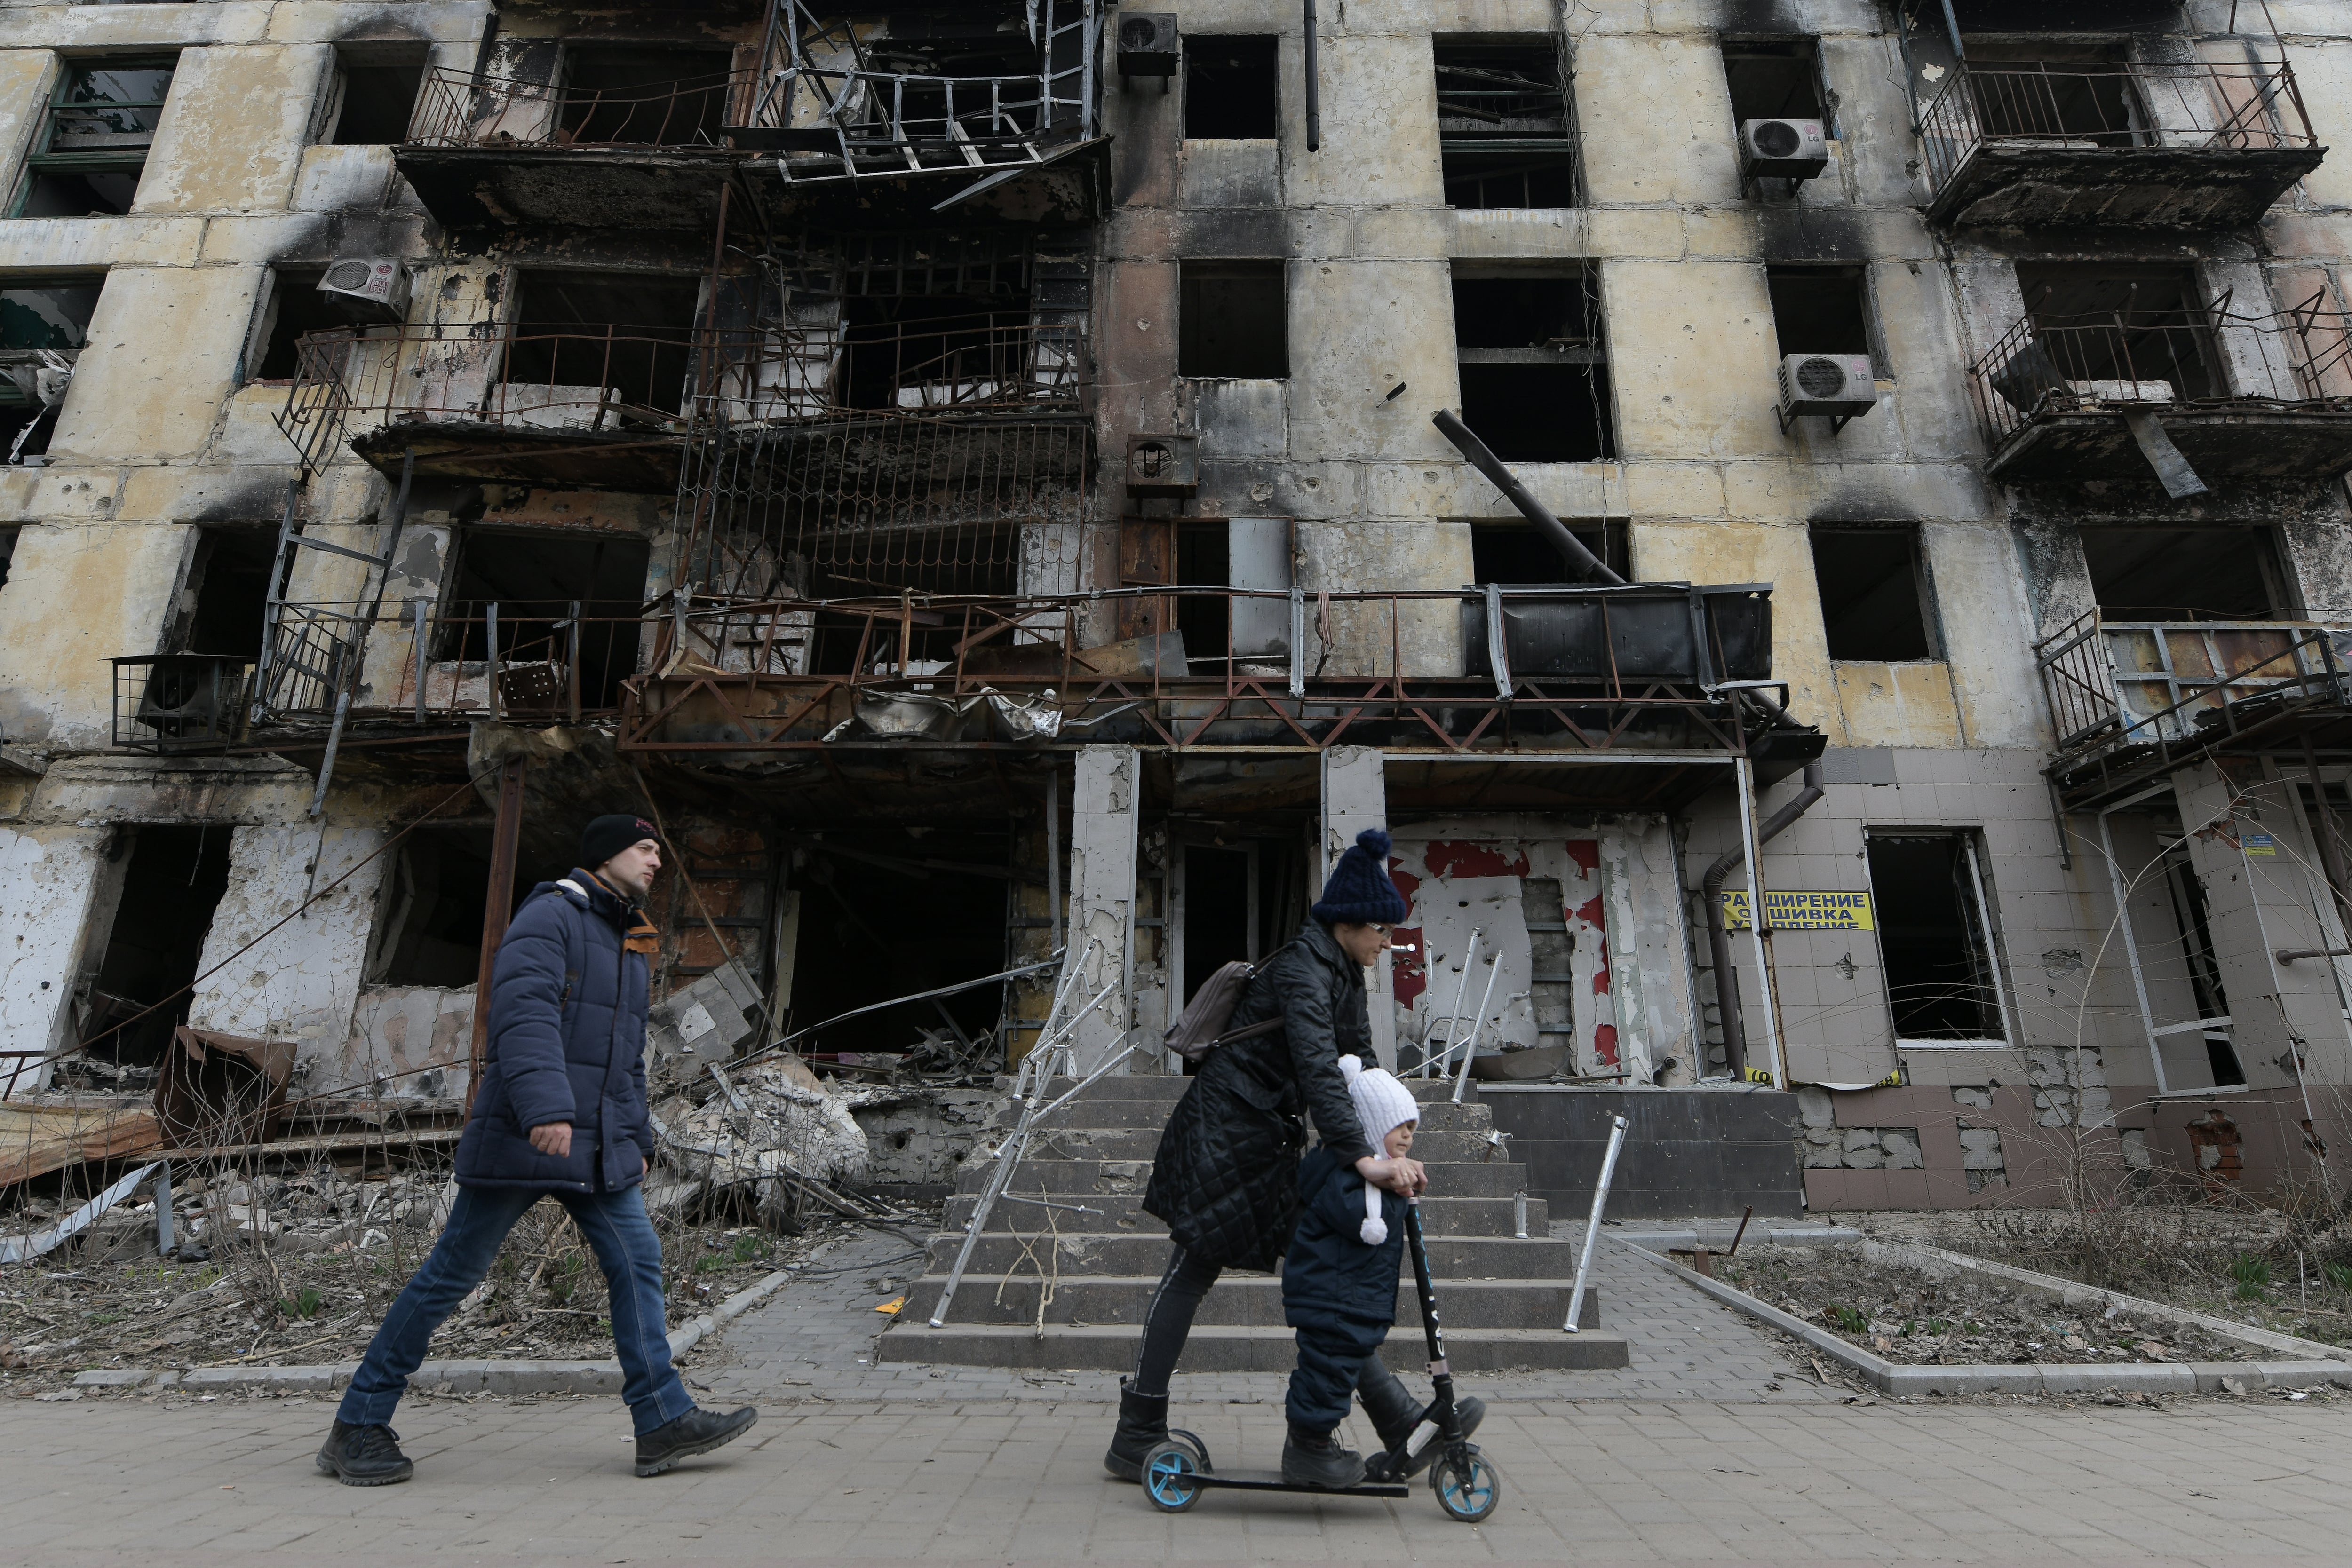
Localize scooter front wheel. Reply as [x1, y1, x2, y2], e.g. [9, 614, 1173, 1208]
[1142, 1441, 1203, 1513]
[1164, 1427, 1214, 1471]
[1430, 1450, 1499, 1523]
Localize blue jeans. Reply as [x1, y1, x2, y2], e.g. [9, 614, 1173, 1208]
[337, 1183, 695, 1438]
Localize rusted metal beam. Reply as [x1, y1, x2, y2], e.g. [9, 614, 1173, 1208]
[466, 753, 529, 1116]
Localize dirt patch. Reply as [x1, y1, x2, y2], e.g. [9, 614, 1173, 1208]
[1719, 1242, 2267, 1364]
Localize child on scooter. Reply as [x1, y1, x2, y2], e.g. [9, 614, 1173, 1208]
[1277, 1055, 1483, 1487]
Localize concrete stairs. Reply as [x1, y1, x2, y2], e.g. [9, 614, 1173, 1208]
[876, 1073, 1629, 1372]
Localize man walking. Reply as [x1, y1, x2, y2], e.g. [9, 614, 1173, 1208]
[316, 814, 757, 1484]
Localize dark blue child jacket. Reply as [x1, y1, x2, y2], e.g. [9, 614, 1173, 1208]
[1281, 1146, 1407, 1326]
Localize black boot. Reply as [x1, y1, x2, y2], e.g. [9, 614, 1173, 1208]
[634, 1404, 758, 1477]
[1103, 1380, 1169, 1481]
[1357, 1359, 1486, 1478]
[315, 1421, 413, 1487]
[1280, 1423, 1367, 1489]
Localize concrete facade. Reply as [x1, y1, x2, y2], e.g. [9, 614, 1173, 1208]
[2, 0, 2350, 1218]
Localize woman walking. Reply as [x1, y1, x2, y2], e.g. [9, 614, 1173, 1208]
[1105, 828, 1472, 1485]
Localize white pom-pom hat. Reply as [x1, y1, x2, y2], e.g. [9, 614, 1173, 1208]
[1339, 1054, 1420, 1245]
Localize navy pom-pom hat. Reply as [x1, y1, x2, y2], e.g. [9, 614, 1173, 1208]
[1312, 828, 1409, 926]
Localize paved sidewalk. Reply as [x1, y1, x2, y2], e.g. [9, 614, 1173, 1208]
[5, 1391, 2347, 1563]
[691, 1219, 1838, 1406]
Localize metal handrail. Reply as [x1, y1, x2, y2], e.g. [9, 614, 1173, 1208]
[406, 65, 754, 150]
[1918, 58, 2318, 194]
[2036, 611, 2352, 764]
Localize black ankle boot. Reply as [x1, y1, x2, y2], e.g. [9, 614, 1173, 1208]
[1280, 1423, 1366, 1489]
[1103, 1380, 1169, 1481]
[1357, 1359, 1486, 1478]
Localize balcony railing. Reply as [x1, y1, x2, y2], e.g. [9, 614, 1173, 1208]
[1919, 58, 2319, 195]
[406, 66, 752, 150]
[254, 601, 646, 728]
[694, 313, 1089, 424]
[2036, 610, 2352, 758]
[112, 656, 253, 753]
[1966, 297, 2352, 456]
[741, 0, 1100, 183]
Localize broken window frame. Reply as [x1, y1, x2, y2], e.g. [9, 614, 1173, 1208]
[0, 273, 100, 463]
[1865, 828, 2016, 1050]
[1433, 36, 1581, 209]
[313, 44, 431, 146]
[1809, 523, 1942, 664]
[1450, 267, 1617, 462]
[12, 56, 177, 218]
[244, 267, 340, 385]
[1764, 263, 1885, 374]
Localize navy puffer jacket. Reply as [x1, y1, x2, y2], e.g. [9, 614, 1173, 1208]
[1282, 1146, 1406, 1325]
[454, 871, 655, 1193]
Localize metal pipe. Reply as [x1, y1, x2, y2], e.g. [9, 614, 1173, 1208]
[1564, 1114, 1630, 1333]
[1303, 0, 1320, 151]
[1425, 929, 1480, 1077]
[1432, 410, 1627, 586]
[1702, 754, 1822, 1076]
[1732, 756, 1785, 1087]
[1451, 956, 1501, 1104]
[465, 753, 528, 1118]
[2278, 947, 2352, 964]
[1046, 770, 1062, 954]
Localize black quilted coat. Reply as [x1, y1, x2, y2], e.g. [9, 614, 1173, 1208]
[1142, 919, 1377, 1271]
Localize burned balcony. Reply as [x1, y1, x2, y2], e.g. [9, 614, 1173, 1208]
[397, 63, 750, 231]
[276, 319, 701, 491]
[1966, 297, 2352, 488]
[739, 0, 1107, 221]
[1919, 58, 2324, 229]
[2038, 611, 2352, 807]
[111, 655, 253, 753]
[620, 584, 1821, 812]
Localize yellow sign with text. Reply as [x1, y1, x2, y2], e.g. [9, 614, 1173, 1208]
[1718, 889, 1875, 932]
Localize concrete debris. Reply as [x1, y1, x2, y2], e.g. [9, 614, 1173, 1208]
[655, 1057, 875, 1189]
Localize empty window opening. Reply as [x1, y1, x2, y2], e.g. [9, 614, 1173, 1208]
[1180, 261, 1287, 378]
[2081, 526, 2284, 621]
[1470, 520, 1627, 584]
[0, 526, 16, 595]
[790, 833, 1011, 1053]
[504, 270, 705, 418]
[1962, 39, 2145, 146]
[1185, 35, 1279, 139]
[0, 276, 100, 462]
[250, 269, 349, 382]
[2156, 843, 2243, 1086]
[77, 824, 234, 1072]
[170, 527, 276, 660]
[1175, 522, 1230, 665]
[14, 58, 175, 218]
[365, 826, 567, 989]
[1180, 842, 1254, 1006]
[323, 46, 428, 145]
[1723, 38, 1830, 128]
[2014, 263, 2217, 400]
[1434, 38, 1579, 209]
[1452, 273, 1614, 461]
[1766, 266, 1874, 362]
[1811, 526, 1938, 661]
[440, 528, 652, 709]
[840, 289, 1033, 412]
[1866, 831, 2008, 1045]
[559, 46, 734, 146]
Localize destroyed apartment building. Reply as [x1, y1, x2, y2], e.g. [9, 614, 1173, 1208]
[4, 0, 2352, 1307]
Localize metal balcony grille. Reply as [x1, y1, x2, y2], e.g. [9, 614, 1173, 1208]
[406, 65, 752, 149]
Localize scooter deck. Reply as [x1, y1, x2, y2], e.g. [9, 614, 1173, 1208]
[1180, 1468, 1410, 1499]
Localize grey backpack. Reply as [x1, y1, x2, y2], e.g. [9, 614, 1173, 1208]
[1163, 943, 1295, 1062]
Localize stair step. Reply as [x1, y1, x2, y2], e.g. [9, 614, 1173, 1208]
[950, 1159, 1532, 1199]
[874, 1323, 1629, 1372]
[921, 1230, 1588, 1279]
[1045, 1099, 1497, 1132]
[901, 1275, 1600, 1330]
[1015, 1126, 1514, 1162]
[943, 1192, 1550, 1237]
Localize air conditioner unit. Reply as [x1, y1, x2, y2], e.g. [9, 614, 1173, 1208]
[1117, 13, 1180, 80]
[316, 257, 411, 323]
[1739, 117, 1828, 179]
[1778, 353, 1876, 421]
[1125, 431, 1199, 499]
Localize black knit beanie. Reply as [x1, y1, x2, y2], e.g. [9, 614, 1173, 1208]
[1311, 828, 1409, 926]
[581, 812, 663, 873]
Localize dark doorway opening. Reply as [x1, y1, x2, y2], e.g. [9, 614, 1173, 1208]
[1185, 35, 1279, 139]
[840, 290, 1032, 411]
[366, 826, 569, 988]
[2081, 527, 2283, 621]
[2158, 846, 2244, 1086]
[329, 47, 428, 144]
[2014, 263, 2217, 400]
[172, 527, 276, 659]
[1182, 844, 1253, 1003]
[504, 270, 704, 417]
[789, 834, 1011, 1054]
[80, 825, 235, 1069]
[1453, 273, 1613, 461]
[1811, 525, 1938, 660]
[252, 269, 343, 381]
[1180, 261, 1288, 378]
[1866, 832, 2006, 1043]
[1175, 522, 1230, 665]
[441, 528, 652, 710]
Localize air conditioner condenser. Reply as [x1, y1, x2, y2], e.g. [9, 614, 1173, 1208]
[1777, 353, 1877, 423]
[1740, 117, 1829, 179]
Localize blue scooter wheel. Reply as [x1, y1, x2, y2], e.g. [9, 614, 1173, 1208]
[1164, 1428, 1214, 1471]
[1143, 1441, 1202, 1513]
[1430, 1451, 1499, 1523]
